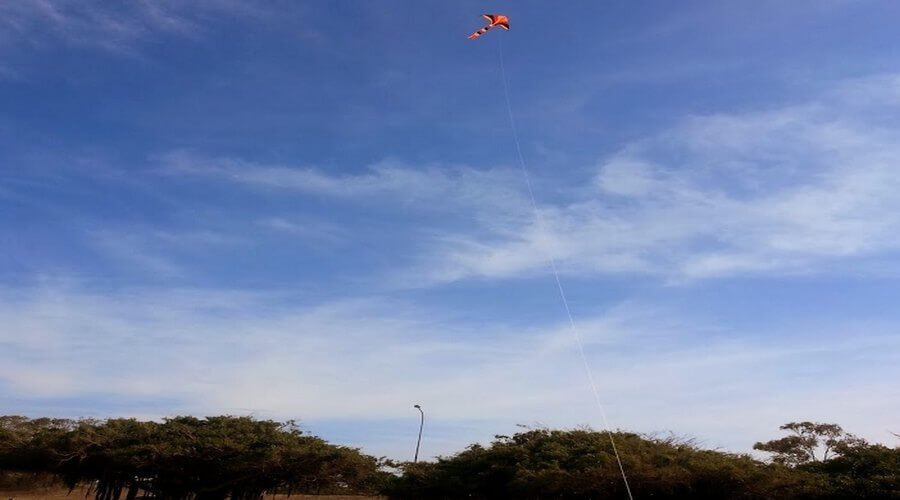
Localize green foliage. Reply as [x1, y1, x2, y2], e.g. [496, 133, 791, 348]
[384, 423, 899, 499]
[383, 429, 822, 499]
[802, 443, 900, 498]
[3, 416, 897, 499]
[0, 415, 388, 500]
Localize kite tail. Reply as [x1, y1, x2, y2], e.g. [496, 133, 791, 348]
[468, 26, 491, 39]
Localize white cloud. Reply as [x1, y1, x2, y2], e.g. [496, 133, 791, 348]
[594, 157, 658, 196]
[1, 282, 897, 458]
[0, 1, 184, 53]
[0, 0, 277, 54]
[87, 227, 243, 277]
[160, 75, 900, 286]
[163, 151, 526, 208]
[416, 75, 900, 283]
[90, 229, 183, 277]
[257, 216, 348, 245]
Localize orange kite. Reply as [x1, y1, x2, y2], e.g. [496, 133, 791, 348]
[468, 14, 509, 40]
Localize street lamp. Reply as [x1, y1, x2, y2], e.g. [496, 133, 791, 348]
[413, 404, 424, 462]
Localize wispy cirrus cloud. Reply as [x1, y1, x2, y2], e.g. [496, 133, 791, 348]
[161, 151, 531, 226]
[158, 74, 900, 286]
[257, 216, 348, 246]
[0, 0, 280, 55]
[1, 1, 188, 53]
[87, 226, 244, 277]
[414, 74, 900, 283]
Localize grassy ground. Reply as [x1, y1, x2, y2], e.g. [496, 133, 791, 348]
[0, 487, 381, 499]
[0, 487, 81, 499]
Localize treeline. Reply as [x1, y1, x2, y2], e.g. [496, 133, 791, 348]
[0, 415, 388, 499]
[386, 425, 899, 499]
[1, 415, 897, 499]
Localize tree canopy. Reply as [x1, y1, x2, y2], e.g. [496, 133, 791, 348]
[2, 416, 897, 499]
[384, 428, 823, 499]
[385, 425, 899, 499]
[0, 415, 387, 499]
[753, 421, 865, 466]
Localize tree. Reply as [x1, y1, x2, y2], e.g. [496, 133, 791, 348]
[753, 421, 865, 466]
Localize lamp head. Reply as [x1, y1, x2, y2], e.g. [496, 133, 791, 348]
[414, 404, 421, 409]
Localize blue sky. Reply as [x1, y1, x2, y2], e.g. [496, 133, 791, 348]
[2, 0, 900, 460]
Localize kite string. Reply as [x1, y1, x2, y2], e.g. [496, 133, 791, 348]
[497, 38, 635, 500]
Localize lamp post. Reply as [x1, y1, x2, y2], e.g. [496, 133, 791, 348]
[413, 404, 424, 462]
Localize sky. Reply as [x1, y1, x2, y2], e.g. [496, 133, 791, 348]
[2, 0, 900, 461]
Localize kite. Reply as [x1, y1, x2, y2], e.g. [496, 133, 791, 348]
[468, 14, 509, 40]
